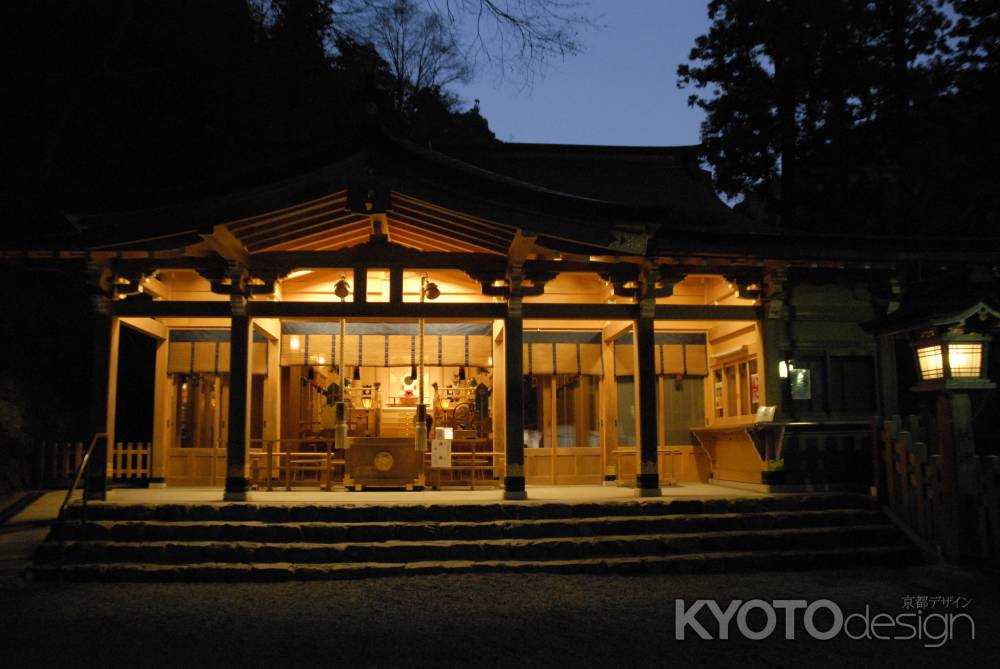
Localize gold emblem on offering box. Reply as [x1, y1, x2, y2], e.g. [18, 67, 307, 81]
[373, 451, 394, 471]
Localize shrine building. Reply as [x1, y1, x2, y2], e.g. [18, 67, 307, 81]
[8, 129, 997, 503]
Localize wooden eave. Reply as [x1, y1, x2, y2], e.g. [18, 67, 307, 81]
[6, 128, 1000, 276]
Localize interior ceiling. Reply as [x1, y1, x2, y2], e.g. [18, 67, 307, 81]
[224, 190, 515, 255]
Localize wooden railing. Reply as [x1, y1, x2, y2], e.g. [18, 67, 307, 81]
[881, 415, 1000, 563]
[781, 421, 874, 488]
[425, 437, 502, 489]
[34, 441, 85, 487]
[248, 436, 502, 491]
[249, 438, 346, 491]
[35, 440, 151, 486]
[110, 442, 151, 480]
[54, 432, 106, 584]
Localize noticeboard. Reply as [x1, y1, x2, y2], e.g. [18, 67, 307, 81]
[430, 427, 453, 468]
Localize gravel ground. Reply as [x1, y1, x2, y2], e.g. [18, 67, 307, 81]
[2, 564, 997, 668]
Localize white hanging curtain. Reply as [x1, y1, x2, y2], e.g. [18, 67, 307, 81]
[613, 333, 708, 377]
[279, 322, 493, 368]
[167, 331, 268, 375]
[522, 332, 604, 376]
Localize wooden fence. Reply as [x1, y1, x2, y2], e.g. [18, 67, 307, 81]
[111, 442, 152, 480]
[34, 440, 151, 487]
[34, 440, 85, 487]
[881, 414, 1000, 563]
[781, 422, 873, 488]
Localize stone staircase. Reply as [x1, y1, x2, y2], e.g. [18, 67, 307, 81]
[32, 494, 921, 581]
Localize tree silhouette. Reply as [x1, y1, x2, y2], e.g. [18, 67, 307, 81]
[367, 0, 472, 114]
[3, 0, 558, 240]
[676, 0, 986, 235]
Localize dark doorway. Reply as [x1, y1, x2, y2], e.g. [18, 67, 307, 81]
[115, 325, 156, 444]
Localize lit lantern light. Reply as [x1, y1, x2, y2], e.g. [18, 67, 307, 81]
[290, 336, 301, 352]
[423, 280, 440, 301]
[440, 395, 452, 410]
[361, 392, 373, 410]
[334, 273, 351, 301]
[911, 328, 994, 391]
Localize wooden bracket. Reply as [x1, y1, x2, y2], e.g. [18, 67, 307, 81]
[201, 224, 249, 267]
[723, 270, 763, 300]
[507, 231, 537, 269]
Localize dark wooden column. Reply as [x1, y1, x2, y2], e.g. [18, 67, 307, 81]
[873, 333, 900, 500]
[85, 289, 112, 500]
[224, 268, 252, 501]
[876, 334, 900, 417]
[352, 265, 367, 304]
[936, 392, 981, 559]
[503, 287, 527, 500]
[633, 281, 660, 496]
[761, 268, 789, 413]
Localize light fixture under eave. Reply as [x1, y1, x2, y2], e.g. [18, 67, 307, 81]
[290, 336, 301, 352]
[423, 281, 441, 301]
[334, 273, 351, 301]
[911, 328, 994, 392]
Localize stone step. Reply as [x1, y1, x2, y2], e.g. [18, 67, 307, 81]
[42, 524, 903, 565]
[33, 544, 922, 582]
[65, 493, 873, 524]
[57, 508, 889, 544]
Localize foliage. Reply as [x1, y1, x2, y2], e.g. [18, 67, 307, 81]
[328, 0, 591, 82]
[0, 267, 93, 445]
[678, 0, 998, 235]
[366, 0, 473, 113]
[1, 0, 593, 236]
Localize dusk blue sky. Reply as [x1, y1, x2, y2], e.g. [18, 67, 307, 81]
[452, 0, 711, 147]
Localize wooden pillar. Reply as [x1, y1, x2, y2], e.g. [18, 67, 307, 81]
[389, 266, 403, 303]
[761, 268, 788, 414]
[150, 337, 169, 485]
[872, 333, 900, 499]
[936, 392, 981, 559]
[353, 266, 367, 304]
[492, 320, 506, 466]
[503, 292, 527, 500]
[264, 336, 281, 443]
[876, 334, 899, 416]
[224, 269, 253, 501]
[85, 292, 113, 500]
[105, 318, 120, 485]
[601, 323, 627, 483]
[253, 317, 282, 446]
[633, 287, 660, 496]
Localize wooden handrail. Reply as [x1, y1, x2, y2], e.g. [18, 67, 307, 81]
[55, 432, 106, 585]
